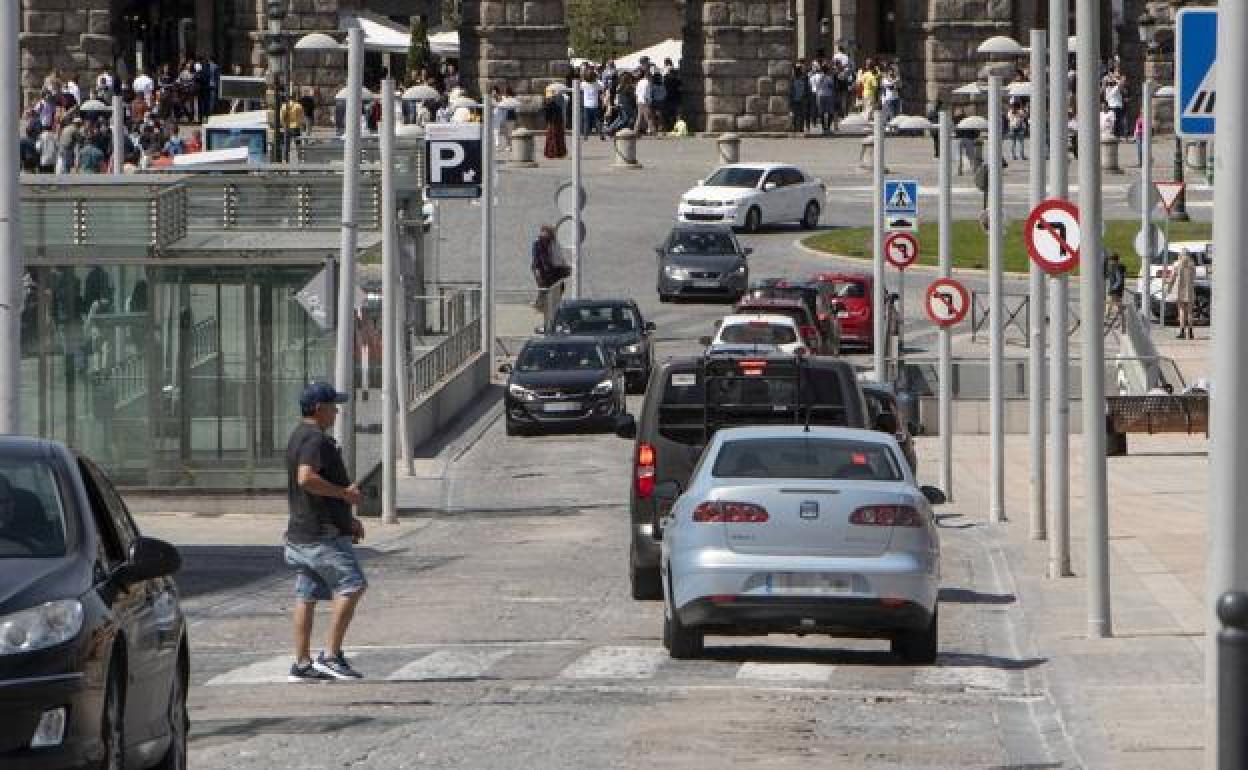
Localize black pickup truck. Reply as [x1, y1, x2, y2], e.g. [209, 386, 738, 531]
[615, 352, 873, 600]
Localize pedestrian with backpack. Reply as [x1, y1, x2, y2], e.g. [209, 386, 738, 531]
[531, 225, 570, 324]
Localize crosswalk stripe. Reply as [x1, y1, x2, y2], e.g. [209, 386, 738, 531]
[912, 664, 1009, 692]
[204, 655, 293, 686]
[386, 649, 512, 681]
[734, 662, 834, 683]
[558, 645, 668, 680]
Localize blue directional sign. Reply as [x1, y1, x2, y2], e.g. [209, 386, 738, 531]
[884, 179, 919, 232]
[1175, 8, 1217, 139]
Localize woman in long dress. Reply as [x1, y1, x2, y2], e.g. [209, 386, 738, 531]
[543, 84, 567, 159]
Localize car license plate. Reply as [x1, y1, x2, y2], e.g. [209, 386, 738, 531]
[763, 572, 851, 595]
[543, 402, 581, 412]
[692, 280, 720, 288]
[691, 207, 718, 216]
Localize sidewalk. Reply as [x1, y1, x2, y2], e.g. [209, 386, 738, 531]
[917, 331, 1213, 768]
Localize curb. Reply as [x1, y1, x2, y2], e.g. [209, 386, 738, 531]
[794, 236, 1036, 279]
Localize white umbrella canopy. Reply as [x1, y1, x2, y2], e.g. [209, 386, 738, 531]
[1007, 81, 1031, 98]
[497, 96, 521, 109]
[336, 86, 376, 101]
[402, 84, 440, 101]
[295, 32, 342, 51]
[79, 98, 111, 113]
[890, 115, 933, 131]
[450, 96, 481, 109]
[839, 113, 871, 131]
[957, 115, 990, 131]
[953, 82, 985, 97]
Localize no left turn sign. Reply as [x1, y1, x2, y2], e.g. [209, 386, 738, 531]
[884, 232, 919, 270]
[925, 278, 969, 327]
[1024, 198, 1081, 274]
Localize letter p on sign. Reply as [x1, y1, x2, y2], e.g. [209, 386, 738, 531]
[429, 142, 465, 184]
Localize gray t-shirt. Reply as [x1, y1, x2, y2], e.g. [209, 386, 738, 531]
[285, 422, 352, 543]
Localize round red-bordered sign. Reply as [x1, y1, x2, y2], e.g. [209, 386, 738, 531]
[1023, 198, 1081, 274]
[884, 232, 919, 270]
[925, 278, 970, 327]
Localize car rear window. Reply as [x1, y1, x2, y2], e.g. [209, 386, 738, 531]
[712, 437, 902, 480]
[658, 370, 705, 445]
[738, 306, 807, 328]
[720, 323, 797, 345]
[825, 280, 866, 299]
[0, 461, 68, 558]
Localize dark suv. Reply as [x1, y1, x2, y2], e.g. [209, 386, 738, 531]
[543, 298, 656, 393]
[616, 353, 871, 600]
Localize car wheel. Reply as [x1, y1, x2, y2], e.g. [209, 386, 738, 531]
[801, 201, 821, 230]
[505, 419, 524, 437]
[101, 664, 125, 770]
[658, 292, 672, 303]
[744, 206, 762, 234]
[663, 604, 704, 659]
[153, 654, 189, 770]
[1194, 293, 1211, 325]
[892, 606, 939, 664]
[630, 542, 662, 600]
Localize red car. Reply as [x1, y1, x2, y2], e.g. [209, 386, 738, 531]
[813, 271, 891, 353]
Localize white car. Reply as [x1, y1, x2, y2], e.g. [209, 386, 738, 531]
[677, 163, 827, 233]
[1135, 240, 1211, 324]
[701, 314, 807, 356]
[657, 425, 944, 662]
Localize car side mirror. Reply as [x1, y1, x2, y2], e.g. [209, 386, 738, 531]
[498, 362, 513, 374]
[921, 485, 947, 506]
[875, 412, 899, 435]
[645, 321, 656, 332]
[742, 247, 754, 257]
[116, 536, 181, 585]
[698, 335, 712, 346]
[653, 480, 682, 501]
[763, 181, 777, 191]
[614, 414, 637, 439]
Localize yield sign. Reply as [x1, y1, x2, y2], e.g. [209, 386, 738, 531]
[1023, 198, 1081, 275]
[1155, 181, 1186, 213]
[884, 232, 919, 270]
[925, 278, 969, 327]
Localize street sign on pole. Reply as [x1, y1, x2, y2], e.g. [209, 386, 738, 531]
[1155, 181, 1186, 214]
[1024, 199, 1081, 275]
[925, 278, 969, 327]
[1134, 224, 1167, 260]
[884, 232, 919, 270]
[425, 123, 483, 199]
[1175, 7, 1217, 139]
[884, 179, 919, 232]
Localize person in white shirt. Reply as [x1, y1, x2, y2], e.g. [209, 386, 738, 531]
[132, 70, 155, 106]
[95, 71, 114, 100]
[63, 78, 81, 106]
[1103, 75, 1125, 138]
[1098, 102, 1115, 139]
[634, 68, 656, 136]
[581, 71, 603, 139]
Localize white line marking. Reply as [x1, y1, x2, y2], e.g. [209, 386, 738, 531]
[204, 655, 294, 686]
[558, 646, 668, 680]
[386, 649, 513, 681]
[913, 664, 1009, 692]
[735, 662, 833, 682]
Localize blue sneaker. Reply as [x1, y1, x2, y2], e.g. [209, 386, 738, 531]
[314, 650, 364, 680]
[288, 660, 334, 683]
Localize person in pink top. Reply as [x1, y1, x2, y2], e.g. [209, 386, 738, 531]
[1133, 112, 1145, 167]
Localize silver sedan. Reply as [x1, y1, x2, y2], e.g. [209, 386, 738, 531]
[657, 425, 944, 662]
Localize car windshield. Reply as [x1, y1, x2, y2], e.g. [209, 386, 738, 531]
[825, 280, 867, 299]
[669, 231, 737, 255]
[0, 461, 69, 558]
[554, 305, 638, 334]
[517, 342, 606, 372]
[712, 437, 902, 480]
[720, 323, 797, 345]
[704, 168, 764, 188]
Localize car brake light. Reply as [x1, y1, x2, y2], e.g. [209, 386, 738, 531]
[693, 501, 770, 523]
[849, 505, 922, 527]
[636, 442, 656, 498]
[737, 360, 767, 376]
[747, 320, 770, 327]
[800, 325, 817, 340]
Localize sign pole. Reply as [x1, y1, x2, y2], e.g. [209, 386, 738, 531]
[873, 113, 886, 382]
[379, 77, 397, 526]
[1077, 0, 1111, 639]
[481, 92, 494, 368]
[938, 110, 953, 501]
[988, 73, 1005, 524]
[897, 267, 905, 377]
[1029, 29, 1049, 541]
[573, 80, 584, 299]
[1141, 82, 1153, 340]
[0, 0, 19, 434]
[1048, 0, 1072, 578]
[1210, 0, 1247, 757]
[334, 26, 364, 473]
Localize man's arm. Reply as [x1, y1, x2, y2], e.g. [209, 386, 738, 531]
[297, 464, 363, 506]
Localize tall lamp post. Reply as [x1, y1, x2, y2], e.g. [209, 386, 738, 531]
[266, 0, 288, 163]
[1140, 3, 1190, 221]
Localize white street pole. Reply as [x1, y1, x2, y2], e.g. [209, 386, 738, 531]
[1048, 0, 1072, 578]
[1077, 0, 1111, 639]
[481, 92, 495, 367]
[988, 74, 1005, 524]
[872, 113, 886, 382]
[1029, 30, 1049, 541]
[379, 78, 397, 526]
[0, 0, 21, 434]
[111, 95, 125, 174]
[1140, 82, 1153, 340]
[1209, 0, 1248, 754]
[573, 80, 584, 299]
[938, 110, 953, 501]
[334, 27, 363, 469]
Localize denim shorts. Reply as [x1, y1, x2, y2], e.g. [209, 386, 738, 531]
[284, 535, 367, 602]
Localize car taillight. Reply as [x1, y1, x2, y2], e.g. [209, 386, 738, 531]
[849, 505, 922, 527]
[800, 325, 818, 341]
[737, 360, 767, 376]
[692, 501, 770, 523]
[636, 442, 655, 498]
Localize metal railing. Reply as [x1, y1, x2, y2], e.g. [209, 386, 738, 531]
[406, 288, 482, 403]
[168, 167, 383, 231]
[21, 176, 189, 258]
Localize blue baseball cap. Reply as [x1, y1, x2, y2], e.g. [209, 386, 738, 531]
[300, 382, 349, 413]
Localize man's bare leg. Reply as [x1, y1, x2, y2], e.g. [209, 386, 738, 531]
[293, 600, 316, 663]
[326, 589, 365, 655]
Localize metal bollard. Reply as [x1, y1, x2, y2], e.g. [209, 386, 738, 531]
[1101, 136, 1123, 174]
[1218, 590, 1248, 770]
[509, 127, 538, 167]
[611, 128, 642, 170]
[717, 132, 741, 164]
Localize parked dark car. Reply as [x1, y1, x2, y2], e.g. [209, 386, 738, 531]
[743, 279, 843, 355]
[861, 382, 919, 473]
[543, 298, 656, 393]
[0, 436, 187, 770]
[655, 223, 751, 302]
[501, 336, 629, 436]
[616, 353, 870, 600]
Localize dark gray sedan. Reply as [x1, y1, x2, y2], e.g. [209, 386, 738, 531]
[656, 223, 751, 303]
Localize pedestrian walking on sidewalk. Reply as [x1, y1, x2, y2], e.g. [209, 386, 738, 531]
[284, 383, 368, 682]
[531, 224, 569, 325]
[1164, 248, 1197, 339]
[1104, 252, 1126, 331]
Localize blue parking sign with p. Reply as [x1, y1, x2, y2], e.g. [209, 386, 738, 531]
[1176, 8, 1217, 139]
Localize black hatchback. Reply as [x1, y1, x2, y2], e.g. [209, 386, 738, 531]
[0, 437, 187, 770]
[543, 299, 657, 393]
[501, 336, 629, 436]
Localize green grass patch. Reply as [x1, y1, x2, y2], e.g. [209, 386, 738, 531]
[803, 219, 1213, 275]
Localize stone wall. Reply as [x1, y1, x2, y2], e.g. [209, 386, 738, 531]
[915, 1, 1017, 115]
[683, 1, 795, 133]
[20, 0, 115, 106]
[459, 0, 569, 102]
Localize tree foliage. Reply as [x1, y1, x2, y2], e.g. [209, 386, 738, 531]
[408, 15, 432, 81]
[566, 0, 642, 65]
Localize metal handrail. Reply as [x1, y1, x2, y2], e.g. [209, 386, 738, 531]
[405, 288, 483, 402]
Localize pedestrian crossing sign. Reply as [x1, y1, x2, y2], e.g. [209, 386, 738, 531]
[884, 180, 919, 232]
[1176, 8, 1217, 139]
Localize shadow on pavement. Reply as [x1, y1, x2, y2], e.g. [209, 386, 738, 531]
[174, 543, 406, 599]
[938, 587, 1016, 605]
